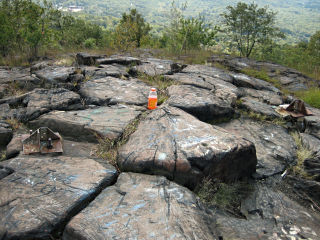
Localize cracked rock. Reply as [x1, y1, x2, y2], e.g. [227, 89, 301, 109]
[63, 172, 219, 240]
[118, 106, 257, 189]
[0, 156, 117, 240]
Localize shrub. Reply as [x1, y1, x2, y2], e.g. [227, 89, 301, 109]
[83, 38, 97, 49]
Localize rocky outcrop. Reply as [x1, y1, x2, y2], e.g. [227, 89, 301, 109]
[232, 73, 281, 93]
[83, 64, 129, 79]
[238, 97, 282, 119]
[76, 53, 106, 66]
[0, 67, 41, 93]
[131, 58, 185, 76]
[181, 64, 234, 83]
[219, 118, 297, 178]
[63, 172, 219, 240]
[79, 77, 150, 106]
[305, 107, 320, 140]
[0, 156, 117, 240]
[167, 84, 235, 121]
[238, 87, 283, 105]
[216, 183, 320, 239]
[210, 54, 318, 91]
[34, 67, 84, 90]
[118, 106, 257, 189]
[0, 88, 82, 122]
[30, 105, 142, 142]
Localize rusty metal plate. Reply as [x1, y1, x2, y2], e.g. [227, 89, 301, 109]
[22, 127, 63, 155]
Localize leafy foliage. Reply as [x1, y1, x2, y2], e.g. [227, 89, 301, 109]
[113, 9, 151, 50]
[221, 2, 285, 57]
[164, 1, 217, 53]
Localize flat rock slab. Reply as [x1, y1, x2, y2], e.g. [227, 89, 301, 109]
[239, 97, 282, 119]
[76, 53, 106, 66]
[219, 118, 297, 178]
[167, 84, 235, 121]
[181, 64, 234, 83]
[216, 184, 320, 239]
[34, 67, 83, 90]
[0, 156, 117, 240]
[0, 121, 13, 147]
[79, 77, 150, 106]
[30, 105, 142, 142]
[133, 58, 184, 76]
[0, 67, 41, 91]
[0, 88, 82, 122]
[96, 56, 141, 66]
[232, 73, 280, 93]
[63, 172, 218, 240]
[118, 106, 257, 189]
[83, 64, 129, 79]
[165, 73, 239, 97]
[239, 87, 283, 105]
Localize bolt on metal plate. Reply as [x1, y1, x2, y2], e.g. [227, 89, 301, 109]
[22, 127, 63, 155]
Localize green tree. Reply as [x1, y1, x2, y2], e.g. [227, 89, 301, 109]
[114, 9, 151, 49]
[165, 1, 217, 53]
[221, 2, 284, 57]
[308, 30, 320, 59]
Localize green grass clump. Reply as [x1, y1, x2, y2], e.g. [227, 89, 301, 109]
[241, 68, 281, 89]
[94, 112, 147, 170]
[296, 88, 320, 109]
[137, 73, 176, 105]
[290, 131, 315, 179]
[197, 177, 253, 215]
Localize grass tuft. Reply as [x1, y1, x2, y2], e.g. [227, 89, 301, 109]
[296, 88, 320, 109]
[241, 68, 282, 89]
[290, 131, 315, 179]
[137, 73, 176, 106]
[93, 112, 148, 170]
[197, 177, 253, 216]
[6, 118, 22, 130]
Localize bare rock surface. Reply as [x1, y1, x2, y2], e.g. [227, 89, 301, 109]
[210, 55, 317, 91]
[238, 87, 283, 105]
[216, 183, 320, 239]
[83, 64, 129, 79]
[232, 73, 280, 93]
[167, 84, 235, 121]
[305, 107, 320, 140]
[219, 118, 296, 178]
[132, 58, 185, 76]
[118, 106, 257, 189]
[0, 88, 82, 122]
[96, 56, 141, 66]
[76, 53, 106, 66]
[0, 121, 13, 147]
[34, 66, 84, 89]
[0, 67, 41, 92]
[30, 105, 142, 142]
[165, 72, 239, 97]
[79, 77, 150, 106]
[181, 64, 234, 83]
[239, 97, 282, 119]
[0, 155, 117, 240]
[63, 172, 219, 240]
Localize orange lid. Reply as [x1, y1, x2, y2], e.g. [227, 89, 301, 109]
[151, 88, 156, 92]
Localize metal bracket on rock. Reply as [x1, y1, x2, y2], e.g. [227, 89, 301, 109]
[22, 127, 63, 155]
[276, 99, 313, 118]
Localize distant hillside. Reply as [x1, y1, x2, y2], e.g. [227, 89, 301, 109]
[51, 0, 320, 43]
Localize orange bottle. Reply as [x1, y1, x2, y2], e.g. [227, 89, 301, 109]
[148, 88, 157, 110]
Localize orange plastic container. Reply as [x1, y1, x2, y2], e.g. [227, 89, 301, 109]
[148, 88, 157, 110]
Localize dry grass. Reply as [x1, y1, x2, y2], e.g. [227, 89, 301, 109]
[137, 73, 176, 106]
[197, 177, 253, 216]
[290, 131, 315, 178]
[6, 118, 22, 130]
[93, 112, 148, 170]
